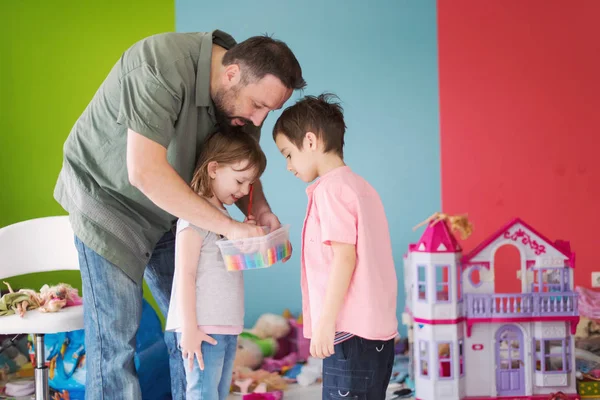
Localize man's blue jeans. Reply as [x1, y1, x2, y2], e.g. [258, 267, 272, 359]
[75, 231, 185, 399]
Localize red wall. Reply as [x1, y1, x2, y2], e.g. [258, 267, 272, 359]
[438, 0, 600, 292]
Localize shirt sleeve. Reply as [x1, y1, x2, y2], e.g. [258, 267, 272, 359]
[116, 65, 181, 148]
[315, 185, 358, 246]
[176, 218, 209, 240]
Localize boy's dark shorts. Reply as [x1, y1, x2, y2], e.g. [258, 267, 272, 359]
[322, 335, 395, 399]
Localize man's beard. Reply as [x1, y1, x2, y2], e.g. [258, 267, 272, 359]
[213, 87, 252, 128]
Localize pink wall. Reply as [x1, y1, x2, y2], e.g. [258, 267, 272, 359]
[438, 0, 600, 292]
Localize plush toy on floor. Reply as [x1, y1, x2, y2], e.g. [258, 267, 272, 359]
[234, 313, 294, 370]
[231, 367, 288, 394]
[234, 336, 264, 370]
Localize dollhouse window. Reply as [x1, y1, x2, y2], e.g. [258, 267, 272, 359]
[419, 341, 429, 377]
[437, 342, 452, 379]
[469, 266, 482, 287]
[435, 265, 450, 302]
[534, 339, 569, 373]
[532, 268, 567, 293]
[417, 265, 427, 301]
[458, 340, 464, 376]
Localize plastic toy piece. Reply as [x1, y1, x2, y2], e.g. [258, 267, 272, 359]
[242, 391, 283, 400]
[403, 214, 580, 400]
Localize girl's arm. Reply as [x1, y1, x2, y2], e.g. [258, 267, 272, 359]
[176, 227, 217, 370]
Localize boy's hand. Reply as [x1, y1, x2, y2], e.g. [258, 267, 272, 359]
[244, 215, 257, 225]
[180, 327, 217, 371]
[310, 319, 336, 359]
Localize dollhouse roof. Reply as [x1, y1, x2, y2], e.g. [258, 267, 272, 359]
[462, 217, 573, 265]
[412, 219, 461, 253]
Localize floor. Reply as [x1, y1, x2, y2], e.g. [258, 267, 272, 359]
[227, 382, 410, 399]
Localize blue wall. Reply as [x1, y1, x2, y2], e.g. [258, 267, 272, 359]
[176, 0, 441, 335]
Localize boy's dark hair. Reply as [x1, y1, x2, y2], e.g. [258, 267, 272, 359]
[272, 93, 346, 157]
[223, 35, 306, 90]
[190, 128, 267, 197]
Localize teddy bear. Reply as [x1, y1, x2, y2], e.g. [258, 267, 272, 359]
[233, 313, 293, 370]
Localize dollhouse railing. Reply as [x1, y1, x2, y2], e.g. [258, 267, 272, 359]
[465, 292, 578, 318]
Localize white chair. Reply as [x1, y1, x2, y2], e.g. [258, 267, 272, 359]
[0, 216, 83, 400]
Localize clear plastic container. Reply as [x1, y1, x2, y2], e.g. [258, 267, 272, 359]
[216, 224, 292, 271]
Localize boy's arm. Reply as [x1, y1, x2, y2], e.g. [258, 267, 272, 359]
[310, 184, 358, 358]
[320, 242, 357, 325]
[311, 242, 357, 358]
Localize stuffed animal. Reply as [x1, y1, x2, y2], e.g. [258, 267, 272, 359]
[250, 314, 291, 340]
[234, 336, 264, 370]
[236, 313, 293, 364]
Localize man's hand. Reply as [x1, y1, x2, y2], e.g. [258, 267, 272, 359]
[225, 220, 265, 240]
[256, 211, 281, 232]
[310, 318, 336, 359]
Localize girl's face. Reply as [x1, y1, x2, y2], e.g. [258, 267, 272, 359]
[208, 159, 258, 206]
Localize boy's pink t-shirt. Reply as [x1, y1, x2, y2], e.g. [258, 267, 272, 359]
[301, 166, 398, 340]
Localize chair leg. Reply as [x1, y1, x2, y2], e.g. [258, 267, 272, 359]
[34, 334, 49, 400]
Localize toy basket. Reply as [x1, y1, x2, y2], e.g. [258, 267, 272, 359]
[216, 225, 291, 271]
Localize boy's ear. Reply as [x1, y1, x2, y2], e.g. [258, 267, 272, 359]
[304, 131, 318, 151]
[207, 161, 219, 179]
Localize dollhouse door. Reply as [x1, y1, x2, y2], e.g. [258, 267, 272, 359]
[495, 325, 525, 396]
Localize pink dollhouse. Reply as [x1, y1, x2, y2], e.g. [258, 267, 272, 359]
[403, 216, 580, 399]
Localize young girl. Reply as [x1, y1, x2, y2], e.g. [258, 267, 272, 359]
[165, 130, 267, 399]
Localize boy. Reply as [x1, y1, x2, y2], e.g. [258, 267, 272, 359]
[272, 93, 398, 400]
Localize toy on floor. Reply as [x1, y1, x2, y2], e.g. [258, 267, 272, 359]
[0, 282, 82, 317]
[295, 357, 322, 387]
[231, 367, 288, 394]
[242, 390, 283, 400]
[280, 311, 310, 362]
[404, 213, 580, 399]
[391, 388, 413, 399]
[234, 335, 264, 370]
[234, 312, 309, 371]
[261, 352, 297, 374]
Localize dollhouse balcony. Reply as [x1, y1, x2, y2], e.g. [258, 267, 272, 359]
[464, 292, 579, 336]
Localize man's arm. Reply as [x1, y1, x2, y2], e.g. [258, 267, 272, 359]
[127, 129, 262, 238]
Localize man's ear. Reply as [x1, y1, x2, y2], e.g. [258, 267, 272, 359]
[222, 64, 241, 88]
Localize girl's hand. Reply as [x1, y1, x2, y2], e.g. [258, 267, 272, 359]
[244, 215, 257, 225]
[180, 327, 217, 371]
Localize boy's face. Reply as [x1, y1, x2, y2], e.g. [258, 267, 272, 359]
[275, 132, 319, 183]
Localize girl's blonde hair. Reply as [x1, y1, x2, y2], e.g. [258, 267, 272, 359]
[190, 130, 267, 197]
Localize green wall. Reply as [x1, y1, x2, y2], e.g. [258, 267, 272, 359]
[0, 0, 174, 321]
